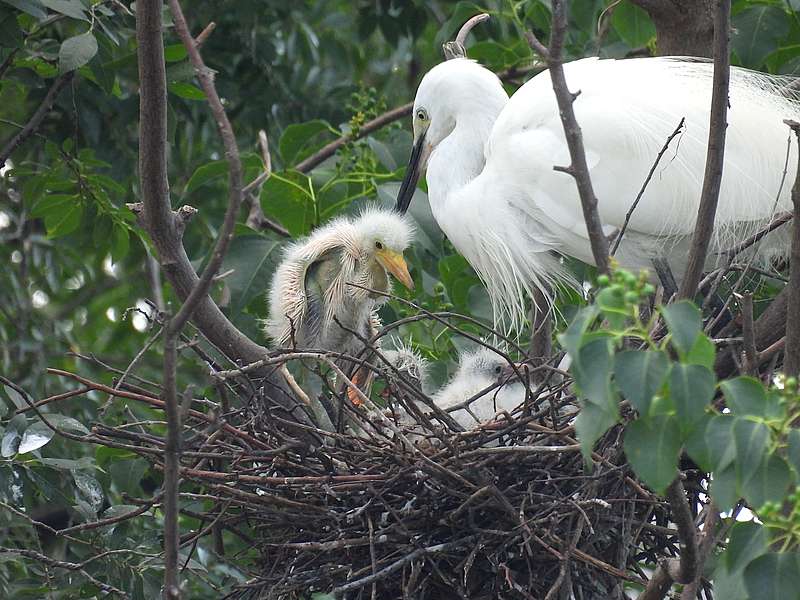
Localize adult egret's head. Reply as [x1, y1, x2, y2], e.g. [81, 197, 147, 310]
[396, 58, 508, 213]
[352, 207, 414, 290]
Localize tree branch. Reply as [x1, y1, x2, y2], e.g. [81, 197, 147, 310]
[526, 0, 610, 274]
[784, 120, 800, 377]
[636, 479, 699, 600]
[677, 0, 731, 299]
[0, 72, 73, 168]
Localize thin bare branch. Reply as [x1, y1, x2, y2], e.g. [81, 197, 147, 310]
[526, 0, 610, 274]
[611, 118, 685, 255]
[677, 0, 731, 299]
[784, 119, 800, 377]
[0, 72, 73, 167]
[443, 13, 490, 59]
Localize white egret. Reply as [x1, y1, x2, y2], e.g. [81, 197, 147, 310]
[396, 56, 799, 330]
[432, 347, 525, 429]
[265, 207, 414, 404]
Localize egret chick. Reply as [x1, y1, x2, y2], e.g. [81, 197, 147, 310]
[432, 347, 525, 429]
[265, 207, 414, 404]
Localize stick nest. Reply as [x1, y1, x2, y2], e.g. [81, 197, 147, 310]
[91, 351, 690, 600]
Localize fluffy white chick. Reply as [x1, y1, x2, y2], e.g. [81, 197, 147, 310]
[265, 207, 414, 355]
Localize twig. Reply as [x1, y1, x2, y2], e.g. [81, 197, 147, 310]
[637, 478, 699, 600]
[783, 119, 800, 376]
[0, 72, 74, 167]
[611, 118, 685, 255]
[740, 292, 757, 375]
[442, 13, 490, 59]
[243, 129, 289, 236]
[526, 0, 610, 274]
[677, 0, 731, 299]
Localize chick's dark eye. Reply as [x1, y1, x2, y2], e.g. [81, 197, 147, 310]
[416, 110, 426, 121]
[494, 365, 502, 374]
[375, 241, 383, 250]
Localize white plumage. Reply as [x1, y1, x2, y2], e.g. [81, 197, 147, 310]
[396, 57, 799, 330]
[265, 207, 414, 356]
[431, 347, 524, 429]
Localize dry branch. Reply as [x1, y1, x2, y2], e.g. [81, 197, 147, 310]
[677, 0, 731, 299]
[784, 120, 800, 376]
[526, 0, 610, 274]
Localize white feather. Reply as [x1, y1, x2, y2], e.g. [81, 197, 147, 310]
[413, 57, 799, 330]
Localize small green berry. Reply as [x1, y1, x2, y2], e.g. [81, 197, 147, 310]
[597, 274, 610, 286]
[624, 291, 639, 304]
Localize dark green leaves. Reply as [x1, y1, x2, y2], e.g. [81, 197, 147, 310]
[722, 377, 768, 417]
[59, 31, 97, 73]
[727, 521, 768, 573]
[660, 300, 702, 356]
[611, 2, 655, 48]
[30, 194, 83, 237]
[279, 119, 335, 165]
[670, 363, 714, 423]
[624, 415, 681, 494]
[742, 455, 791, 509]
[743, 553, 800, 600]
[614, 350, 668, 415]
[733, 5, 791, 67]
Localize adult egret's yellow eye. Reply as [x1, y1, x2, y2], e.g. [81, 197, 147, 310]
[416, 109, 427, 121]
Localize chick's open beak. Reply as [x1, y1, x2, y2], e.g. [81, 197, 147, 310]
[376, 248, 414, 290]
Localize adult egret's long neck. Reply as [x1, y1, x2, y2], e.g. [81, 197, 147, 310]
[426, 98, 507, 216]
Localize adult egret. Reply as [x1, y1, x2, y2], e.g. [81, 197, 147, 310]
[265, 207, 414, 403]
[396, 56, 799, 330]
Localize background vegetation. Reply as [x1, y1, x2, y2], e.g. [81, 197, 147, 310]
[2, 0, 800, 598]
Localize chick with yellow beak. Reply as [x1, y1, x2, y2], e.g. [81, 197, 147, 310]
[265, 206, 414, 407]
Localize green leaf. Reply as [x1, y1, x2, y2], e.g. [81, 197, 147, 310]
[109, 459, 147, 496]
[670, 363, 715, 425]
[611, 2, 655, 48]
[164, 43, 187, 62]
[574, 401, 619, 464]
[613, 350, 668, 416]
[168, 81, 205, 100]
[558, 304, 599, 358]
[742, 455, 791, 509]
[713, 560, 749, 600]
[684, 413, 713, 471]
[733, 418, 769, 486]
[0, 0, 46, 20]
[260, 170, 314, 237]
[624, 415, 681, 494]
[44, 199, 83, 238]
[279, 119, 334, 165]
[3, 384, 26, 410]
[1, 415, 26, 457]
[111, 226, 129, 262]
[184, 160, 228, 194]
[733, 5, 791, 67]
[686, 334, 716, 369]
[17, 421, 55, 454]
[788, 429, 800, 476]
[59, 31, 98, 73]
[73, 470, 103, 511]
[721, 377, 767, 417]
[40, 0, 87, 21]
[221, 235, 281, 315]
[44, 414, 89, 435]
[660, 300, 702, 356]
[711, 463, 739, 511]
[707, 414, 737, 472]
[743, 553, 800, 600]
[572, 337, 613, 406]
[726, 521, 768, 573]
[0, 7, 23, 47]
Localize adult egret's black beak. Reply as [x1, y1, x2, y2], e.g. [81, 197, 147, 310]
[395, 132, 430, 214]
